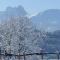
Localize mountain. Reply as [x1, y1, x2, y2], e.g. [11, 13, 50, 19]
[31, 9, 60, 53]
[31, 9, 60, 32]
[0, 5, 27, 22]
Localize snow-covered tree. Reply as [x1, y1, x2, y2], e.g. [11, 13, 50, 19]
[0, 17, 34, 54]
[0, 16, 46, 60]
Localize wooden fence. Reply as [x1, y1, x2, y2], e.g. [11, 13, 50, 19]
[0, 52, 60, 60]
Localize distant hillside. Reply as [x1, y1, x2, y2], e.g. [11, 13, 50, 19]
[44, 30, 60, 53]
[0, 5, 27, 22]
[31, 9, 60, 32]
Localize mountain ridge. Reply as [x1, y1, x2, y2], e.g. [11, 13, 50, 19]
[0, 5, 27, 22]
[31, 9, 60, 32]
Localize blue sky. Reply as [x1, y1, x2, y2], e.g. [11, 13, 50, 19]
[0, 0, 60, 15]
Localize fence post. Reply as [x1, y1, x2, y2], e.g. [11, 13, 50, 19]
[18, 54, 20, 60]
[18, 43, 21, 60]
[57, 53, 59, 60]
[23, 52, 26, 60]
[0, 55, 1, 60]
[41, 53, 43, 60]
[41, 55, 43, 60]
